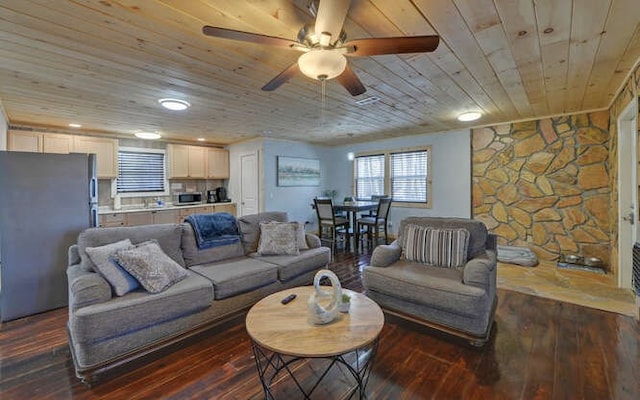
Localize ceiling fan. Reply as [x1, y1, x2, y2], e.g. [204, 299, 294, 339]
[202, 0, 439, 96]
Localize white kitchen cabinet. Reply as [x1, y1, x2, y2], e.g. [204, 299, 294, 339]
[206, 148, 229, 179]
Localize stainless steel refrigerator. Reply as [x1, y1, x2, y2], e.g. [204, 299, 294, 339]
[0, 151, 97, 321]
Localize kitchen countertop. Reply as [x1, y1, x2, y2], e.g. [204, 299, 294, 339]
[98, 202, 235, 215]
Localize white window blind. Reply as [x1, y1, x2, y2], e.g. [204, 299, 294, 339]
[117, 150, 166, 193]
[391, 150, 428, 202]
[355, 154, 385, 198]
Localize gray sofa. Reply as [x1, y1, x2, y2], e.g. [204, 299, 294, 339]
[363, 217, 497, 346]
[66, 211, 330, 384]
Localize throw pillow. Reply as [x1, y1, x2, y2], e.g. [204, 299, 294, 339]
[403, 224, 470, 268]
[85, 239, 140, 296]
[113, 240, 188, 293]
[257, 221, 299, 256]
[296, 221, 309, 250]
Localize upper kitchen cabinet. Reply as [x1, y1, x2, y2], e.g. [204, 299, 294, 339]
[72, 136, 118, 178]
[206, 148, 229, 179]
[8, 130, 42, 152]
[43, 134, 74, 154]
[167, 144, 206, 179]
[9, 131, 117, 178]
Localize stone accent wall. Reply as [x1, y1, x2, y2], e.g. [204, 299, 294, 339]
[472, 111, 611, 267]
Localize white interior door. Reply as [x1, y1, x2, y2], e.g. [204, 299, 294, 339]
[240, 151, 259, 216]
[618, 100, 638, 289]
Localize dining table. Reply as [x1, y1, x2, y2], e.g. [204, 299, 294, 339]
[312, 200, 378, 251]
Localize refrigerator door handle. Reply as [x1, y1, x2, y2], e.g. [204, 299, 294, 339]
[90, 177, 98, 203]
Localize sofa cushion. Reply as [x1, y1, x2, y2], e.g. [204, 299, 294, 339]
[85, 239, 139, 296]
[114, 240, 188, 293]
[190, 258, 279, 300]
[70, 271, 213, 344]
[403, 225, 469, 268]
[257, 221, 299, 256]
[77, 224, 185, 271]
[237, 212, 288, 253]
[250, 247, 330, 281]
[181, 223, 245, 267]
[363, 261, 488, 318]
[399, 217, 488, 259]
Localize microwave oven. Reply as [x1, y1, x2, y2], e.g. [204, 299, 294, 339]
[174, 192, 202, 205]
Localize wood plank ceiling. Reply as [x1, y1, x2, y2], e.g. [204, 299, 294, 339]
[1, 0, 639, 146]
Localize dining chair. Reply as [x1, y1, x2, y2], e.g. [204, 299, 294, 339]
[356, 196, 392, 249]
[314, 197, 350, 253]
[363, 194, 389, 218]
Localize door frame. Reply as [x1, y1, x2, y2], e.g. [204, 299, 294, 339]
[617, 98, 638, 289]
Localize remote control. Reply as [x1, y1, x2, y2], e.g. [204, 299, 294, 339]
[281, 294, 296, 304]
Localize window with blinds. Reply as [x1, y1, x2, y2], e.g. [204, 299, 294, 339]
[117, 148, 167, 194]
[391, 150, 428, 202]
[352, 146, 431, 207]
[355, 154, 385, 198]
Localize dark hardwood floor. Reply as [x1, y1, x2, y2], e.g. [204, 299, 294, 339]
[1, 250, 639, 399]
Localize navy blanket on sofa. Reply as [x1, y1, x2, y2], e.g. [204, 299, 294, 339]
[185, 212, 240, 250]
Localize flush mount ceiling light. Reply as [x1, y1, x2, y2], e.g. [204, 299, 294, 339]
[457, 112, 482, 122]
[68, 123, 82, 128]
[297, 49, 347, 81]
[134, 132, 161, 140]
[197, 137, 205, 142]
[158, 98, 190, 111]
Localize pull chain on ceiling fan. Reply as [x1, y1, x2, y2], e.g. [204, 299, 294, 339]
[202, 0, 440, 96]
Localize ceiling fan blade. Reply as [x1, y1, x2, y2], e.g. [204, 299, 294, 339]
[345, 36, 440, 56]
[261, 63, 300, 91]
[314, 0, 351, 45]
[203, 26, 300, 50]
[336, 64, 366, 96]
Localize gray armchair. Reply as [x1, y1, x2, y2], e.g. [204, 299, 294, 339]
[363, 217, 497, 346]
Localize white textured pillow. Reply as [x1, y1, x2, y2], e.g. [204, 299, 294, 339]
[295, 221, 309, 250]
[85, 239, 139, 296]
[403, 225, 470, 268]
[257, 221, 299, 256]
[114, 240, 188, 293]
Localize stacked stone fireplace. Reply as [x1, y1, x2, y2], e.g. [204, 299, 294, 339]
[472, 111, 611, 267]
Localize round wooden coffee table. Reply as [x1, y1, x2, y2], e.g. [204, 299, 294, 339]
[246, 286, 384, 399]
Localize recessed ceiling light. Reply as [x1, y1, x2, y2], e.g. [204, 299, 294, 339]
[69, 123, 82, 128]
[197, 137, 205, 142]
[158, 98, 190, 111]
[457, 112, 482, 122]
[135, 132, 161, 140]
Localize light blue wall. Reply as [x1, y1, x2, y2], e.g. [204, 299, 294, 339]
[229, 129, 471, 235]
[262, 139, 332, 225]
[324, 129, 472, 235]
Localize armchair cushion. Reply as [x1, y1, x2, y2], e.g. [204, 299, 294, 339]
[370, 241, 402, 267]
[403, 224, 470, 268]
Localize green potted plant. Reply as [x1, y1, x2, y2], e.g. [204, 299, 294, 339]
[339, 292, 351, 313]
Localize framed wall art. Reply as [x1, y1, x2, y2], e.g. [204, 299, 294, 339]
[277, 156, 320, 187]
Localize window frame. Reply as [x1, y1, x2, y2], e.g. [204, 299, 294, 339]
[113, 146, 170, 198]
[352, 145, 432, 208]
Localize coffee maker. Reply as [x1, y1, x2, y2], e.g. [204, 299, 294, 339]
[206, 190, 217, 203]
[216, 187, 230, 202]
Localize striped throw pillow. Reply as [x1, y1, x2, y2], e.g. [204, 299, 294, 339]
[403, 225, 470, 268]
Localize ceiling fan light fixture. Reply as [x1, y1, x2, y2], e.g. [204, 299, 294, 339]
[298, 49, 347, 80]
[158, 98, 190, 111]
[457, 112, 482, 122]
